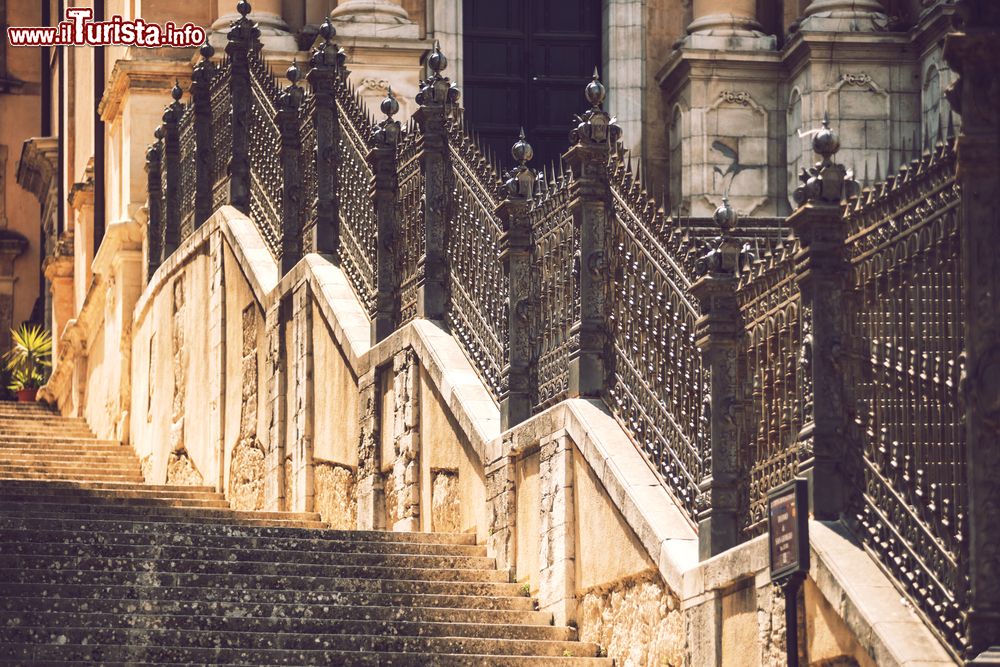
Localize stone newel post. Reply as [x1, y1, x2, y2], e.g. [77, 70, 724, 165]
[691, 199, 742, 559]
[788, 120, 854, 521]
[369, 90, 402, 343]
[562, 71, 619, 398]
[413, 44, 460, 321]
[306, 19, 347, 256]
[496, 130, 537, 430]
[944, 1, 1000, 659]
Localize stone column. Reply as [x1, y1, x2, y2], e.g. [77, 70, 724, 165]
[330, 0, 418, 39]
[369, 90, 401, 343]
[798, 0, 887, 32]
[686, 0, 774, 49]
[496, 131, 536, 430]
[690, 201, 742, 560]
[944, 3, 1000, 659]
[212, 0, 297, 52]
[787, 121, 854, 521]
[42, 248, 74, 362]
[561, 73, 619, 399]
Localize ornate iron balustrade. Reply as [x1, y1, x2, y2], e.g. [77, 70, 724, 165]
[178, 103, 197, 241]
[209, 57, 232, 214]
[397, 121, 424, 326]
[298, 94, 318, 252]
[734, 236, 803, 537]
[845, 139, 966, 654]
[247, 52, 283, 257]
[445, 120, 508, 399]
[529, 167, 576, 412]
[607, 155, 707, 517]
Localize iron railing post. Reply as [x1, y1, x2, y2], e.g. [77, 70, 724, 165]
[944, 3, 1000, 657]
[190, 41, 215, 229]
[276, 62, 304, 275]
[368, 90, 401, 344]
[306, 19, 345, 256]
[561, 70, 619, 398]
[787, 120, 854, 521]
[160, 82, 183, 263]
[144, 134, 163, 281]
[413, 42, 459, 320]
[225, 0, 260, 214]
[691, 203, 742, 559]
[496, 130, 537, 430]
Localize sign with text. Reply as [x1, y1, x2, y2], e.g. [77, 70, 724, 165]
[768, 477, 809, 582]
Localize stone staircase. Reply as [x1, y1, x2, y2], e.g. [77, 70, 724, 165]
[0, 402, 610, 665]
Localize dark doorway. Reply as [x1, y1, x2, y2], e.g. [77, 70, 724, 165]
[462, 0, 602, 170]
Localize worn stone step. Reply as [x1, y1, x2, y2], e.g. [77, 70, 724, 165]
[0, 486, 225, 503]
[0, 525, 487, 556]
[0, 421, 94, 431]
[0, 480, 216, 494]
[0, 502, 320, 523]
[0, 494, 230, 509]
[0, 472, 145, 483]
[0, 610, 572, 642]
[0, 568, 524, 598]
[0, 435, 118, 446]
[0, 464, 140, 475]
[0, 627, 600, 658]
[0, 538, 495, 569]
[0, 406, 60, 417]
[0, 513, 327, 531]
[0, 647, 610, 666]
[0, 596, 552, 626]
[0, 452, 138, 463]
[5, 554, 511, 583]
[1, 583, 536, 612]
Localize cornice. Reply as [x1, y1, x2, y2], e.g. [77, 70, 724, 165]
[98, 58, 194, 123]
[16, 136, 59, 205]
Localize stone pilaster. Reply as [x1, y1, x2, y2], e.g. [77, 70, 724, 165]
[944, 2, 1000, 658]
[264, 298, 288, 511]
[497, 131, 536, 430]
[561, 72, 619, 399]
[290, 280, 315, 513]
[356, 367, 385, 530]
[538, 432, 576, 627]
[788, 122, 854, 521]
[389, 349, 420, 531]
[413, 45, 459, 321]
[691, 204, 742, 559]
[42, 245, 73, 362]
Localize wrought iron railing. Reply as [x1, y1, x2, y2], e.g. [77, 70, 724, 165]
[845, 139, 966, 653]
[397, 121, 424, 326]
[178, 103, 197, 240]
[247, 53, 283, 257]
[209, 58, 232, 213]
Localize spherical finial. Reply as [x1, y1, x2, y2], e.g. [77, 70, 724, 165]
[319, 17, 335, 42]
[380, 87, 400, 118]
[199, 40, 215, 60]
[286, 60, 300, 85]
[511, 127, 534, 165]
[236, 0, 252, 17]
[585, 67, 606, 108]
[813, 114, 840, 158]
[154, 126, 164, 141]
[713, 197, 738, 232]
[171, 79, 183, 101]
[428, 41, 447, 74]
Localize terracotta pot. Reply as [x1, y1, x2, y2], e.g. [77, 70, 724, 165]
[16, 388, 38, 403]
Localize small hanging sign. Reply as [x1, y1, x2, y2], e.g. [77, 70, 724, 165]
[768, 477, 809, 582]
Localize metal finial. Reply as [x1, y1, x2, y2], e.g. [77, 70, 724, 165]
[812, 113, 839, 159]
[585, 67, 606, 108]
[199, 39, 215, 60]
[512, 127, 534, 165]
[153, 126, 164, 141]
[286, 60, 300, 85]
[428, 40, 447, 73]
[713, 196, 738, 232]
[236, 0, 251, 17]
[380, 87, 400, 118]
[171, 80, 183, 101]
[319, 17, 335, 42]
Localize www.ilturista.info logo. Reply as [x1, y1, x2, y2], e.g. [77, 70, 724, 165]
[7, 8, 206, 48]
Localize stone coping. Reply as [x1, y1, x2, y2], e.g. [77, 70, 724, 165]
[138, 205, 955, 667]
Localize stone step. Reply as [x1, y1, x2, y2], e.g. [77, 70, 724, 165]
[0, 627, 601, 658]
[0, 526, 487, 556]
[0, 462, 139, 473]
[0, 513, 327, 531]
[0, 484, 224, 502]
[0, 611, 572, 642]
[0, 494, 231, 509]
[0, 538, 496, 570]
[0, 435, 119, 446]
[0, 596, 552, 626]
[0, 421, 94, 431]
[0, 503, 320, 523]
[0, 405, 60, 416]
[0, 467, 142, 479]
[5, 554, 511, 583]
[0, 514, 477, 545]
[0, 472, 145, 483]
[0, 456, 145, 470]
[1, 583, 536, 612]
[0, 647, 610, 666]
[0, 568, 524, 597]
[0, 480, 217, 494]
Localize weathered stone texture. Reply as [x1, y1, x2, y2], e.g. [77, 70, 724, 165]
[431, 469, 461, 533]
[577, 573, 685, 667]
[389, 349, 420, 531]
[313, 461, 357, 529]
[166, 449, 204, 486]
[140, 454, 153, 483]
[757, 583, 787, 667]
[228, 439, 265, 510]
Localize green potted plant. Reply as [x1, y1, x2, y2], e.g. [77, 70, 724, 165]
[3, 325, 52, 402]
